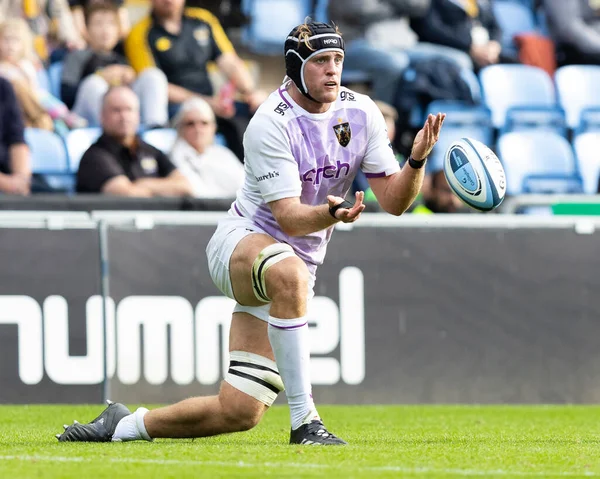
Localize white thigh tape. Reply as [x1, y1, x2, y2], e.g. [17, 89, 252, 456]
[224, 351, 284, 406]
[251, 243, 295, 303]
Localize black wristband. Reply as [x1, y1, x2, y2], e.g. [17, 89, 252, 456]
[408, 155, 426, 169]
[329, 199, 354, 218]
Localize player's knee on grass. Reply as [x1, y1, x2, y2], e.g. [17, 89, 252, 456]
[266, 257, 309, 305]
[220, 389, 266, 432]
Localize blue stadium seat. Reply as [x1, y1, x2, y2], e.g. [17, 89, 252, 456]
[497, 131, 582, 195]
[425, 100, 491, 127]
[65, 127, 102, 172]
[142, 128, 177, 154]
[36, 67, 50, 93]
[573, 133, 600, 194]
[493, 1, 537, 57]
[314, 0, 329, 22]
[497, 0, 534, 9]
[47, 62, 63, 100]
[480, 64, 565, 134]
[241, 0, 312, 55]
[555, 65, 600, 133]
[24, 128, 72, 191]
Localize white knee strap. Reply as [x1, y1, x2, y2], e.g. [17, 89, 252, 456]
[251, 243, 296, 303]
[224, 351, 284, 406]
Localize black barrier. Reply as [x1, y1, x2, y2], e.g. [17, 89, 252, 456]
[103, 223, 600, 404]
[1, 219, 600, 404]
[0, 227, 101, 403]
[0, 195, 238, 212]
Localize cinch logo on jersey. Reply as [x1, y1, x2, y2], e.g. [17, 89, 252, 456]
[302, 160, 350, 185]
[0, 268, 366, 387]
[255, 171, 280, 182]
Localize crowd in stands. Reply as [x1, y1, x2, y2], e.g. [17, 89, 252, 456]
[0, 0, 598, 214]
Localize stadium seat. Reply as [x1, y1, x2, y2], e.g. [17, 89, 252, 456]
[24, 128, 72, 191]
[497, 131, 582, 195]
[425, 100, 491, 127]
[493, 1, 537, 57]
[142, 128, 177, 154]
[36, 68, 50, 93]
[47, 62, 63, 100]
[555, 65, 600, 133]
[573, 133, 600, 194]
[65, 127, 102, 172]
[480, 64, 565, 134]
[496, 0, 534, 9]
[241, 0, 312, 55]
[314, 0, 329, 22]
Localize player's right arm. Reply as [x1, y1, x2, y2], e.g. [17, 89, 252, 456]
[244, 115, 364, 237]
[269, 191, 365, 237]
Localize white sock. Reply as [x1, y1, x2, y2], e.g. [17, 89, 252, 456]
[268, 315, 320, 430]
[112, 407, 152, 442]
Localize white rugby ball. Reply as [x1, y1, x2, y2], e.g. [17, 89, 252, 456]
[443, 138, 506, 212]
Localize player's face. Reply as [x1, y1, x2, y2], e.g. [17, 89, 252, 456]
[304, 51, 344, 104]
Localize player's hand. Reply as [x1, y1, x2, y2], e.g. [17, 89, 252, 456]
[327, 191, 366, 223]
[411, 113, 446, 162]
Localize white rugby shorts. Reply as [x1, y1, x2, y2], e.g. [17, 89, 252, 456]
[206, 213, 315, 322]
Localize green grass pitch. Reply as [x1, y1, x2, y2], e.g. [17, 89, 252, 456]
[0, 405, 598, 478]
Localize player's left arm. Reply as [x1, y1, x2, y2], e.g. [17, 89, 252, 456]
[368, 113, 445, 216]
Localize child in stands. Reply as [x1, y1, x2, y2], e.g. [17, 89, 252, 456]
[0, 18, 86, 133]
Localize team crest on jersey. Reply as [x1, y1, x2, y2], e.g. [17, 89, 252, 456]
[333, 122, 351, 147]
[155, 37, 171, 52]
[193, 26, 210, 46]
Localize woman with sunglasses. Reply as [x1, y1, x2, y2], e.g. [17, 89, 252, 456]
[170, 96, 245, 198]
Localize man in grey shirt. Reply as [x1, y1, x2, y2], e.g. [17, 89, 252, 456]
[329, 0, 473, 104]
[544, 0, 600, 65]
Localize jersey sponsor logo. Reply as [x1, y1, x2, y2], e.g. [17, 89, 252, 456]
[340, 91, 355, 101]
[333, 122, 351, 147]
[155, 37, 172, 52]
[274, 102, 289, 116]
[302, 160, 350, 185]
[255, 170, 280, 182]
[1, 267, 365, 386]
[140, 157, 158, 174]
[193, 26, 210, 47]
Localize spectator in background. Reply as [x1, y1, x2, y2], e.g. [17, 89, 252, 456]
[184, 0, 248, 30]
[61, 3, 168, 128]
[354, 100, 429, 212]
[125, 0, 267, 160]
[0, 18, 86, 133]
[69, 0, 130, 46]
[328, 0, 473, 105]
[544, 0, 600, 66]
[77, 85, 193, 197]
[0, 0, 85, 61]
[170, 97, 244, 198]
[0, 77, 31, 195]
[411, 0, 516, 70]
[421, 167, 466, 213]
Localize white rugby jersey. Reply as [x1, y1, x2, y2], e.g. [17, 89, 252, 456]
[231, 81, 400, 268]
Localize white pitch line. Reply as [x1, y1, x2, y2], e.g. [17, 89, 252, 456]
[0, 455, 598, 477]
